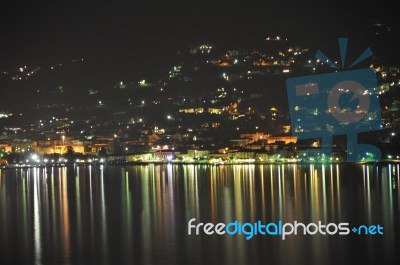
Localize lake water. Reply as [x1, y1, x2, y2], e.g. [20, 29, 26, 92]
[0, 163, 399, 265]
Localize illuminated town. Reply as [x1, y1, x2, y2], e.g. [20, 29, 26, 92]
[1, 38, 399, 166]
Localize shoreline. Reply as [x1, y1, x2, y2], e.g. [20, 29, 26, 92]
[1, 160, 399, 170]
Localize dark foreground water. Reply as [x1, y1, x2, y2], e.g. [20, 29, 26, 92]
[0, 163, 399, 265]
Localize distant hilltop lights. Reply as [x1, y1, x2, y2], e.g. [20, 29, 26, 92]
[0, 112, 12, 119]
[266, 36, 287, 41]
[0, 58, 85, 82]
[190, 44, 214, 54]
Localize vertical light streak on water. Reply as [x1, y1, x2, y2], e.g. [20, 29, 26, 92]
[309, 165, 314, 219]
[362, 165, 368, 223]
[281, 164, 285, 220]
[233, 165, 243, 220]
[33, 168, 42, 265]
[366, 165, 372, 224]
[260, 165, 266, 221]
[389, 165, 394, 213]
[192, 165, 199, 219]
[293, 164, 297, 211]
[195, 166, 200, 219]
[75, 166, 82, 258]
[50, 167, 57, 251]
[388, 164, 394, 225]
[184, 165, 199, 220]
[270, 165, 275, 220]
[278, 164, 283, 219]
[283, 164, 301, 265]
[210, 165, 216, 222]
[166, 164, 176, 258]
[89, 164, 95, 254]
[304, 166, 309, 209]
[141, 166, 151, 265]
[249, 165, 255, 221]
[277, 166, 283, 220]
[99, 165, 108, 262]
[311, 165, 322, 265]
[40, 168, 50, 248]
[124, 169, 131, 230]
[61, 167, 70, 262]
[316, 166, 320, 217]
[20, 169, 29, 260]
[221, 166, 232, 222]
[397, 164, 400, 219]
[219, 165, 234, 265]
[389, 163, 398, 261]
[362, 165, 366, 212]
[121, 167, 133, 263]
[154, 165, 161, 236]
[286, 164, 295, 223]
[57, 167, 62, 241]
[225, 165, 241, 264]
[236, 165, 247, 265]
[322, 165, 327, 222]
[0, 169, 6, 246]
[382, 165, 394, 258]
[336, 164, 341, 219]
[312, 165, 321, 222]
[183, 166, 189, 219]
[330, 165, 334, 219]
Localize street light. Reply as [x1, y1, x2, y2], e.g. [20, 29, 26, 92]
[62, 135, 65, 146]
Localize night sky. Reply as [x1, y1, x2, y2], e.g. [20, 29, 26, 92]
[1, 1, 399, 72]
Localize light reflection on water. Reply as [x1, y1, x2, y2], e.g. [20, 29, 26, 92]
[0, 163, 399, 265]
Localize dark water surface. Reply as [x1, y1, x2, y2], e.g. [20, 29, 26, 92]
[0, 163, 399, 265]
